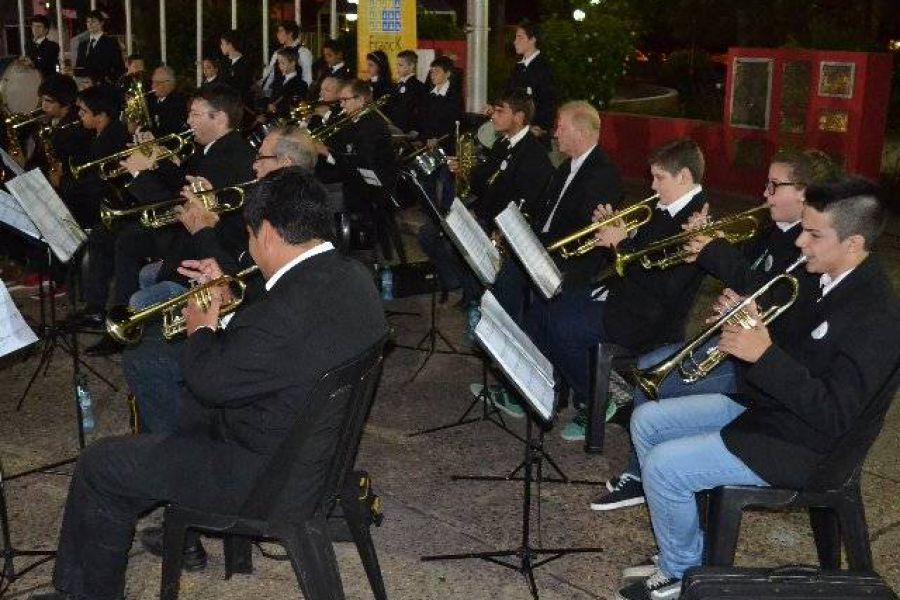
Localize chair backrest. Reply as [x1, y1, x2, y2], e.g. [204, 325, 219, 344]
[237, 337, 387, 523]
[804, 362, 900, 491]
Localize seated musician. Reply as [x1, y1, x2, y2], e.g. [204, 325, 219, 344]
[616, 176, 900, 600]
[264, 48, 309, 119]
[366, 49, 392, 100]
[32, 166, 389, 600]
[475, 101, 622, 418]
[67, 85, 130, 329]
[147, 65, 188, 137]
[123, 125, 318, 440]
[260, 20, 313, 98]
[314, 79, 397, 262]
[31, 74, 88, 188]
[420, 90, 553, 314]
[387, 49, 427, 135]
[418, 55, 461, 212]
[527, 139, 707, 439]
[83, 83, 254, 355]
[593, 149, 840, 511]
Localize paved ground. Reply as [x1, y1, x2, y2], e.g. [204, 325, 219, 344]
[1, 189, 899, 599]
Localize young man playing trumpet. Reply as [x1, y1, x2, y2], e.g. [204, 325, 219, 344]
[527, 138, 706, 439]
[33, 166, 388, 600]
[593, 149, 839, 511]
[617, 176, 900, 600]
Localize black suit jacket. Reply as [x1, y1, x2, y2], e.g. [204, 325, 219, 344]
[533, 146, 623, 289]
[74, 34, 124, 84]
[507, 53, 556, 132]
[271, 75, 309, 118]
[722, 256, 900, 488]
[182, 249, 389, 456]
[148, 91, 189, 137]
[470, 131, 553, 224]
[63, 119, 130, 227]
[26, 38, 60, 78]
[126, 130, 255, 282]
[386, 76, 427, 133]
[602, 191, 707, 352]
[418, 88, 462, 154]
[329, 111, 397, 209]
[223, 55, 255, 104]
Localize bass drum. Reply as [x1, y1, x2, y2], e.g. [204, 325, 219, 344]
[0, 60, 41, 114]
[476, 120, 498, 150]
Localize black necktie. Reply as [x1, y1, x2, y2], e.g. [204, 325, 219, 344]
[88, 38, 96, 55]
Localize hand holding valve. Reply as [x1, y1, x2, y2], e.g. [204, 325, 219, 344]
[593, 203, 627, 249]
[716, 298, 772, 363]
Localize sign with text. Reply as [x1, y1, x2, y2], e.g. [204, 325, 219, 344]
[356, 0, 417, 80]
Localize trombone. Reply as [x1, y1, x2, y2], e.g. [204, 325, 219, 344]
[105, 264, 260, 344]
[612, 204, 768, 276]
[632, 255, 807, 399]
[100, 178, 259, 229]
[309, 95, 391, 142]
[70, 128, 195, 181]
[546, 194, 658, 259]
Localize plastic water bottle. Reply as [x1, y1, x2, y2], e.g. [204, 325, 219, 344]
[465, 303, 481, 344]
[76, 374, 95, 433]
[380, 266, 394, 300]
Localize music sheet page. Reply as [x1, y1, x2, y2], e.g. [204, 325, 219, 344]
[443, 198, 500, 285]
[474, 291, 555, 421]
[495, 202, 562, 299]
[5, 169, 86, 263]
[0, 189, 41, 240]
[0, 282, 38, 358]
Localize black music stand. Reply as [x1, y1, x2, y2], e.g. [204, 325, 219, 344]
[422, 347, 603, 599]
[392, 170, 473, 381]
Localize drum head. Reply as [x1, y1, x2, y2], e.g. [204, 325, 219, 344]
[1, 61, 41, 114]
[476, 120, 498, 150]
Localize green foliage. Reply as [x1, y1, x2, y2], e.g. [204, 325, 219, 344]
[417, 13, 465, 41]
[539, 9, 635, 108]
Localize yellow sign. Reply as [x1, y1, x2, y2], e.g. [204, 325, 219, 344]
[356, 0, 417, 80]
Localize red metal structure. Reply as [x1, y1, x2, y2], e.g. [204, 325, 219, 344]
[600, 48, 894, 195]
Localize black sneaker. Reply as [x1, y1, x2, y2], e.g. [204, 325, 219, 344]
[590, 473, 645, 511]
[622, 554, 659, 582]
[645, 568, 681, 600]
[139, 525, 207, 572]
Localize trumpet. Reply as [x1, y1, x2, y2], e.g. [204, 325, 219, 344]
[105, 264, 260, 344]
[546, 194, 658, 259]
[310, 95, 391, 142]
[100, 178, 258, 229]
[612, 205, 768, 276]
[632, 255, 807, 399]
[70, 128, 195, 181]
[122, 78, 153, 130]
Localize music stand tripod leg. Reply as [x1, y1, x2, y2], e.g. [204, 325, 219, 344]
[0, 468, 57, 596]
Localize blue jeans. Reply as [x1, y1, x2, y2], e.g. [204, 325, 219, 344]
[121, 323, 185, 434]
[128, 262, 187, 310]
[623, 340, 739, 477]
[631, 394, 767, 579]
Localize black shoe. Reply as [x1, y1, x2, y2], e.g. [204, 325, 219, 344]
[590, 473, 645, 511]
[84, 334, 123, 357]
[139, 526, 207, 572]
[73, 310, 105, 330]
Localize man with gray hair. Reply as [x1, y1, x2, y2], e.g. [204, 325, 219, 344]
[148, 65, 188, 136]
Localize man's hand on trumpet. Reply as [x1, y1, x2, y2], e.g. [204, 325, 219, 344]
[178, 258, 233, 335]
[177, 176, 219, 234]
[592, 203, 627, 249]
[119, 135, 161, 174]
[715, 296, 772, 363]
[706, 288, 746, 323]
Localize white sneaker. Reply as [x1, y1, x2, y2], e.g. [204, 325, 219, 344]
[622, 554, 659, 582]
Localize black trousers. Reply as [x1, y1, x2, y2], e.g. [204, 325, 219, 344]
[112, 224, 159, 306]
[83, 228, 116, 313]
[53, 431, 268, 599]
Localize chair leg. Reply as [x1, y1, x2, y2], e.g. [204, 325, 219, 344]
[223, 535, 254, 579]
[585, 345, 612, 454]
[343, 499, 387, 600]
[703, 489, 743, 566]
[281, 516, 346, 600]
[809, 507, 841, 570]
[836, 493, 874, 571]
[159, 510, 188, 600]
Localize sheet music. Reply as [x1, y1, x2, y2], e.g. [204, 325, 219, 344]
[357, 168, 382, 187]
[0, 282, 38, 358]
[5, 169, 86, 263]
[442, 198, 500, 285]
[0, 189, 41, 240]
[475, 291, 556, 422]
[0, 147, 25, 177]
[495, 202, 563, 299]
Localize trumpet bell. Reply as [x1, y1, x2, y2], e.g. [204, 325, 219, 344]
[105, 305, 145, 345]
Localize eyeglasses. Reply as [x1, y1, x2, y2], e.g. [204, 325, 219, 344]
[254, 154, 278, 162]
[765, 179, 800, 194]
[338, 95, 360, 102]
